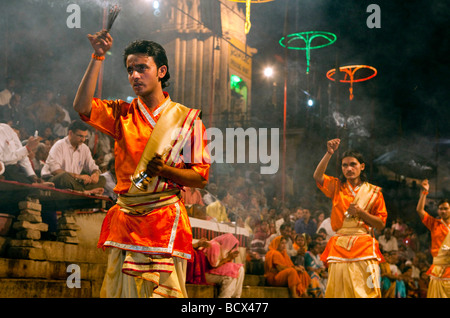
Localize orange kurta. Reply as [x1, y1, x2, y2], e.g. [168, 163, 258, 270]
[317, 175, 387, 266]
[422, 212, 450, 279]
[80, 93, 210, 260]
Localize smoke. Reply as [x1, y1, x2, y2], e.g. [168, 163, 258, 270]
[1, 0, 137, 103]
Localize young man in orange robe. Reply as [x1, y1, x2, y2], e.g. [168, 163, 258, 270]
[313, 138, 387, 297]
[73, 30, 210, 298]
[416, 180, 450, 298]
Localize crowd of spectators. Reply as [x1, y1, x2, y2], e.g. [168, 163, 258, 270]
[182, 162, 436, 298]
[0, 77, 441, 298]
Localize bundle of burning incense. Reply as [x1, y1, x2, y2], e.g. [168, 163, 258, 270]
[106, 5, 121, 32]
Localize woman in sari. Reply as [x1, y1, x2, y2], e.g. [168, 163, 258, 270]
[203, 233, 245, 298]
[380, 251, 406, 298]
[304, 241, 327, 297]
[264, 235, 311, 298]
[292, 234, 307, 266]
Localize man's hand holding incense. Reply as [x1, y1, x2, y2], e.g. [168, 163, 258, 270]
[145, 153, 207, 189]
[146, 153, 166, 178]
[327, 138, 340, 155]
[420, 179, 429, 193]
[87, 30, 113, 57]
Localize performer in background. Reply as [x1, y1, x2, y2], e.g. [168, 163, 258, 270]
[313, 138, 387, 298]
[73, 29, 210, 298]
[416, 179, 450, 298]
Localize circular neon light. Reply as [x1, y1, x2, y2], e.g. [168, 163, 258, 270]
[326, 65, 377, 100]
[279, 31, 337, 74]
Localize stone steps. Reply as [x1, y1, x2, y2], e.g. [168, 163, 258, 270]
[0, 258, 290, 298]
[186, 274, 290, 298]
[0, 278, 100, 298]
[0, 236, 291, 298]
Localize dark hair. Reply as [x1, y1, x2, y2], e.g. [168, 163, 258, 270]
[308, 241, 319, 250]
[123, 40, 170, 88]
[68, 120, 88, 133]
[318, 228, 327, 234]
[339, 149, 368, 183]
[280, 223, 293, 231]
[438, 199, 449, 207]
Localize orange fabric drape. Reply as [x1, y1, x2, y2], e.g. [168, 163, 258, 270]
[264, 236, 311, 296]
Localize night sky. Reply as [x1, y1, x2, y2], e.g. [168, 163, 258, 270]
[246, 0, 449, 139]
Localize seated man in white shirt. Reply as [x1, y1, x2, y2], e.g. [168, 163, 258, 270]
[41, 120, 105, 195]
[378, 228, 399, 253]
[0, 122, 43, 184]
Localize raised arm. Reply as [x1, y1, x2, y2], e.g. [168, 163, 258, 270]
[73, 30, 113, 116]
[313, 138, 340, 185]
[416, 179, 429, 220]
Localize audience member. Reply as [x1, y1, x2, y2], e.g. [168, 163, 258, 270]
[41, 120, 105, 194]
[30, 142, 49, 177]
[52, 99, 71, 138]
[316, 213, 335, 241]
[267, 223, 298, 259]
[264, 235, 311, 298]
[378, 228, 399, 253]
[294, 208, 317, 237]
[201, 183, 218, 205]
[203, 234, 245, 298]
[101, 157, 117, 205]
[402, 265, 419, 298]
[0, 77, 18, 123]
[380, 251, 406, 298]
[314, 210, 326, 229]
[186, 238, 210, 285]
[0, 122, 46, 184]
[205, 189, 229, 222]
[27, 89, 66, 133]
[182, 187, 205, 206]
[418, 270, 429, 298]
[391, 217, 407, 240]
[304, 241, 326, 298]
[317, 228, 328, 242]
[291, 234, 307, 266]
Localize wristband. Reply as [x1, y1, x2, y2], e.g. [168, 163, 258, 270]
[422, 191, 429, 195]
[92, 53, 105, 61]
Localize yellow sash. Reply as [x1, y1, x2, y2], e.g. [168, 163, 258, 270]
[433, 223, 450, 267]
[336, 182, 380, 250]
[128, 100, 200, 195]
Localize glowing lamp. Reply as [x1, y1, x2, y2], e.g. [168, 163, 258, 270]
[279, 31, 337, 74]
[326, 65, 377, 100]
[264, 67, 274, 78]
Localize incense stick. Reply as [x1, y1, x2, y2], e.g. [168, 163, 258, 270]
[106, 5, 121, 32]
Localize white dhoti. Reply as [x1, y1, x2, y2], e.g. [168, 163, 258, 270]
[100, 247, 188, 298]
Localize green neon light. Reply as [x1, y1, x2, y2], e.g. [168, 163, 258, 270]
[230, 74, 243, 90]
[279, 31, 337, 74]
